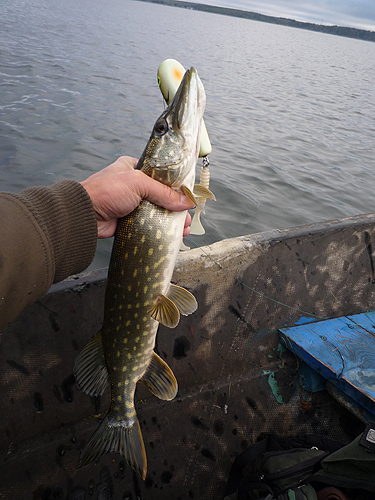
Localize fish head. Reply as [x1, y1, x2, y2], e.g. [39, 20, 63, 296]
[139, 67, 206, 189]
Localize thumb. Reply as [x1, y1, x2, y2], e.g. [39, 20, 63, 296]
[140, 175, 195, 212]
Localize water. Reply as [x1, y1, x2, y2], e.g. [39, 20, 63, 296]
[1, 0, 375, 270]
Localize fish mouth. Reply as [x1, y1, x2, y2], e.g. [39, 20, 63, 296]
[170, 66, 204, 133]
[151, 67, 206, 185]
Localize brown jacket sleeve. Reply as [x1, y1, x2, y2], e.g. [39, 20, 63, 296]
[0, 180, 97, 332]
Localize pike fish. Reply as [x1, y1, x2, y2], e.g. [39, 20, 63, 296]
[74, 68, 214, 479]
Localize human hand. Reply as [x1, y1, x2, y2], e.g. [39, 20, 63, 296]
[81, 156, 194, 239]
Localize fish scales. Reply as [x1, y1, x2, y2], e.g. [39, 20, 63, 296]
[74, 67, 210, 479]
[103, 202, 185, 408]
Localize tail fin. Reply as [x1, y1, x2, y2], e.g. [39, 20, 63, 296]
[79, 414, 147, 479]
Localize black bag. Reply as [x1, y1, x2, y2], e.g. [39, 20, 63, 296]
[224, 426, 375, 500]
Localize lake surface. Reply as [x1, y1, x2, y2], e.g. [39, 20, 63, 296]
[1, 0, 375, 270]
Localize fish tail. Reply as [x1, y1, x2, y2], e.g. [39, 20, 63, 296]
[79, 414, 147, 479]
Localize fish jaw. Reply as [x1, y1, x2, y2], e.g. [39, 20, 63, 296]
[138, 67, 206, 191]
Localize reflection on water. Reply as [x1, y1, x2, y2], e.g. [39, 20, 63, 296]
[1, 0, 375, 269]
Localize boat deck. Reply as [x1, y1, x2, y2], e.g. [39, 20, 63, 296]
[3, 212, 375, 498]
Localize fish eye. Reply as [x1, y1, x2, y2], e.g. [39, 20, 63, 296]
[154, 119, 168, 136]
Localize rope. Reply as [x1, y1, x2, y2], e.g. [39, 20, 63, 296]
[185, 236, 323, 320]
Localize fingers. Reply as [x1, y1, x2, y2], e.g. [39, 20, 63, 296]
[183, 212, 192, 238]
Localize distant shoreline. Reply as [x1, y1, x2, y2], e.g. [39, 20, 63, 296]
[136, 0, 375, 42]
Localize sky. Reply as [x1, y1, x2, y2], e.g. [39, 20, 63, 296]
[189, 0, 375, 31]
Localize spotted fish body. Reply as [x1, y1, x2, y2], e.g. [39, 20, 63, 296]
[74, 68, 210, 479]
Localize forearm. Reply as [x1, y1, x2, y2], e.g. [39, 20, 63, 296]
[0, 180, 97, 332]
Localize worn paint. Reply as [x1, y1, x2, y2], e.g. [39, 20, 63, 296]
[293, 315, 321, 326]
[280, 311, 375, 416]
[263, 370, 284, 404]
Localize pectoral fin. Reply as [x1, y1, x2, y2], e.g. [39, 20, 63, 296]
[74, 331, 109, 397]
[193, 184, 216, 201]
[181, 185, 216, 213]
[140, 352, 178, 401]
[180, 185, 205, 212]
[148, 294, 180, 328]
[167, 284, 197, 316]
